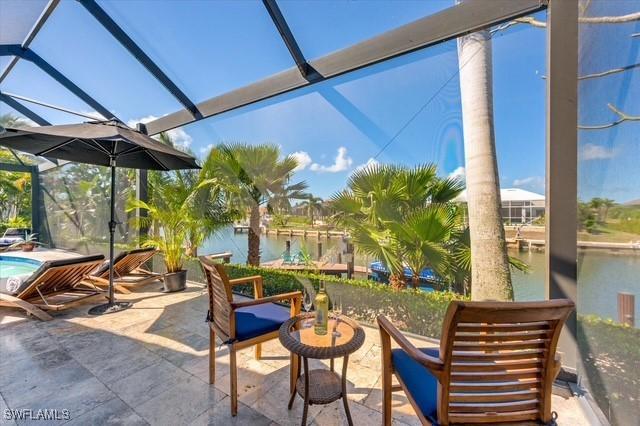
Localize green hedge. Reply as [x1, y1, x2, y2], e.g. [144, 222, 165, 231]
[201, 262, 466, 339]
[578, 316, 640, 426]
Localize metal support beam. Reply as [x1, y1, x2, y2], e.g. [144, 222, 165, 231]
[1, 91, 102, 121]
[0, 0, 60, 84]
[0, 44, 117, 121]
[29, 165, 42, 243]
[546, 0, 578, 376]
[78, 0, 202, 119]
[146, 0, 546, 135]
[261, 0, 320, 82]
[0, 93, 51, 125]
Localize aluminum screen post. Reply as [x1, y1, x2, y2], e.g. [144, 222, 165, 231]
[136, 168, 149, 245]
[545, 0, 578, 378]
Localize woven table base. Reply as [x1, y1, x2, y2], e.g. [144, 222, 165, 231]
[296, 369, 342, 404]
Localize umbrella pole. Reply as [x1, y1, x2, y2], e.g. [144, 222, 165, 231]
[108, 159, 116, 306]
[89, 158, 132, 315]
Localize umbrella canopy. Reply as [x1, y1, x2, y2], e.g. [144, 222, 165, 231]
[0, 119, 199, 170]
[0, 119, 200, 315]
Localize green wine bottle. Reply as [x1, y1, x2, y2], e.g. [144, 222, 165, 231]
[314, 281, 329, 335]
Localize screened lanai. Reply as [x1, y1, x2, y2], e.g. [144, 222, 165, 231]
[1, 1, 639, 425]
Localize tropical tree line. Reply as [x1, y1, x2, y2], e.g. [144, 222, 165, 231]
[0, 114, 33, 233]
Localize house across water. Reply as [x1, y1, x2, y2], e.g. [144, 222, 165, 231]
[455, 188, 545, 224]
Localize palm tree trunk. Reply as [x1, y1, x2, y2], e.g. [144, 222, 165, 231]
[411, 275, 420, 290]
[389, 273, 406, 290]
[247, 204, 261, 266]
[458, 30, 513, 301]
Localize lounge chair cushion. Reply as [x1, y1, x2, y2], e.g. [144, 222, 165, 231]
[234, 302, 290, 341]
[391, 347, 439, 421]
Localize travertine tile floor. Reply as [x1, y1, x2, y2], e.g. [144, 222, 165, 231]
[0, 283, 593, 425]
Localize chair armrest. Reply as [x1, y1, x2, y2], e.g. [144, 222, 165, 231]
[231, 291, 302, 309]
[377, 315, 444, 379]
[228, 275, 262, 286]
[552, 353, 562, 380]
[229, 275, 264, 299]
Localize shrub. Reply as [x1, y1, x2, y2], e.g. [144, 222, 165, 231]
[578, 315, 640, 426]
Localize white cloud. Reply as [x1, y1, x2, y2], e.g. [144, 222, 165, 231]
[513, 176, 545, 191]
[354, 157, 379, 172]
[199, 143, 215, 155]
[290, 151, 312, 171]
[448, 166, 466, 181]
[580, 143, 617, 161]
[127, 115, 193, 150]
[310, 147, 353, 173]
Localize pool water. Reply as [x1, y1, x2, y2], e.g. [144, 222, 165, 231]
[0, 256, 42, 278]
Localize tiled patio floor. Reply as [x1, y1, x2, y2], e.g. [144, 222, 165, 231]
[1, 282, 593, 425]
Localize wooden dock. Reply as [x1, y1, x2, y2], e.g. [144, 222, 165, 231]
[263, 228, 347, 238]
[260, 259, 368, 275]
[507, 238, 640, 252]
[233, 225, 251, 233]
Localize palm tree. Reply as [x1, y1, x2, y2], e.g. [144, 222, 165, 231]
[588, 197, 604, 222]
[458, 29, 513, 301]
[331, 163, 464, 289]
[144, 133, 239, 257]
[388, 205, 459, 288]
[300, 195, 323, 227]
[600, 198, 616, 222]
[203, 143, 308, 265]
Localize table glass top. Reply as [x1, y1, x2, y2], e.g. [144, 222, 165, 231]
[289, 316, 356, 348]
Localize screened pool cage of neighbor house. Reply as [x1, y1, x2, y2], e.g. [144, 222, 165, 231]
[2, 0, 637, 424]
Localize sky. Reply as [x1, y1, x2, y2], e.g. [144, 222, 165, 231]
[1, 0, 638, 202]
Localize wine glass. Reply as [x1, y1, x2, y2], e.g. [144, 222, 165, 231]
[332, 295, 343, 337]
[302, 288, 313, 328]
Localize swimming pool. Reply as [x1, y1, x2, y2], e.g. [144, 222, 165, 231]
[0, 256, 42, 278]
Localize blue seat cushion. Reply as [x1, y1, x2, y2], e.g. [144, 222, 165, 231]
[391, 347, 439, 421]
[234, 302, 290, 341]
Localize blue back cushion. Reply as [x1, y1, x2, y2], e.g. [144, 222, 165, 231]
[391, 347, 440, 421]
[235, 303, 290, 341]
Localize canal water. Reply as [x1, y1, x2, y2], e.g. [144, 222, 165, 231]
[201, 226, 640, 321]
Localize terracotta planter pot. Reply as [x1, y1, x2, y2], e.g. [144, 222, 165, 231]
[163, 270, 187, 292]
[21, 243, 35, 252]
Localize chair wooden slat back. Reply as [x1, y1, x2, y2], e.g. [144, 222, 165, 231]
[437, 300, 574, 425]
[18, 259, 104, 300]
[100, 249, 157, 278]
[199, 257, 234, 341]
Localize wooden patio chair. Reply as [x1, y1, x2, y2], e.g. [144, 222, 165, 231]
[84, 247, 162, 293]
[377, 299, 575, 425]
[0, 254, 107, 321]
[199, 255, 302, 416]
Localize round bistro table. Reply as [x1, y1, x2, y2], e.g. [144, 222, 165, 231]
[279, 313, 365, 426]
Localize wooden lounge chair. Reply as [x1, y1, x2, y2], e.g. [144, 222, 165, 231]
[199, 255, 302, 416]
[84, 247, 162, 293]
[377, 299, 575, 425]
[0, 254, 106, 321]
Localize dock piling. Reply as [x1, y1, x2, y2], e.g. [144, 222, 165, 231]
[618, 292, 635, 327]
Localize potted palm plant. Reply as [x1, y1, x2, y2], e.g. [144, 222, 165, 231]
[128, 198, 189, 292]
[9, 233, 43, 252]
